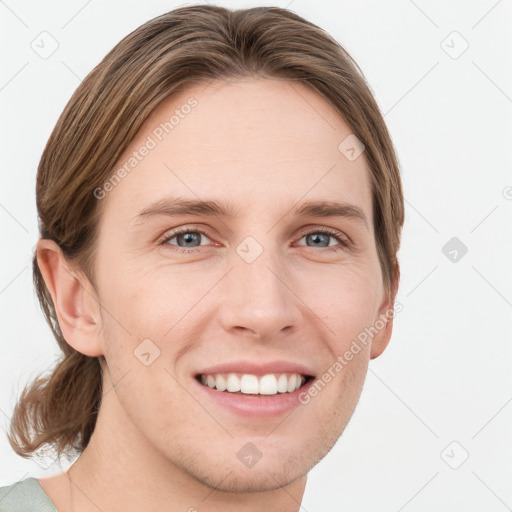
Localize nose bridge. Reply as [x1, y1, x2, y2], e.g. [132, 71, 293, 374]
[218, 234, 301, 338]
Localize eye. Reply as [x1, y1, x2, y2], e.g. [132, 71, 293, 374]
[295, 228, 349, 253]
[160, 228, 213, 252]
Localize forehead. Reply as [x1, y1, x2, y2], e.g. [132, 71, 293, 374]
[102, 78, 372, 224]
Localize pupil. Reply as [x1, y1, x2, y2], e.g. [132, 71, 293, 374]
[308, 233, 329, 247]
[178, 232, 200, 247]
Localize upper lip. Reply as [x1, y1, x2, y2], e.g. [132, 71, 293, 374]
[196, 360, 316, 377]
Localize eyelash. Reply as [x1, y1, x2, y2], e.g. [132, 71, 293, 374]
[158, 226, 350, 254]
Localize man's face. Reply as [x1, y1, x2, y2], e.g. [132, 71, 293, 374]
[91, 78, 392, 491]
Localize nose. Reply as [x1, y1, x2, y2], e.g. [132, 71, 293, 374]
[217, 244, 302, 342]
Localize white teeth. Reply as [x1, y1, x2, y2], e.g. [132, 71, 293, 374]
[277, 374, 288, 393]
[259, 374, 278, 395]
[226, 373, 241, 392]
[199, 372, 307, 395]
[240, 374, 259, 394]
[215, 374, 227, 392]
[287, 374, 297, 393]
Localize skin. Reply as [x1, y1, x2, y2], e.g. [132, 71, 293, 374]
[37, 78, 398, 511]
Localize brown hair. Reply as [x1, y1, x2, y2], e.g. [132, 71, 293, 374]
[8, 4, 404, 461]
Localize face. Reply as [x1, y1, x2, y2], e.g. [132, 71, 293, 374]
[90, 78, 393, 491]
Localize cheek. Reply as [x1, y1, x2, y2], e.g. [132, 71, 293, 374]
[301, 265, 382, 349]
[94, 250, 174, 329]
[96, 261, 219, 373]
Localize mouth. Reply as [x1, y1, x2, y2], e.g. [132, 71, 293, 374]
[196, 372, 314, 396]
[193, 360, 317, 417]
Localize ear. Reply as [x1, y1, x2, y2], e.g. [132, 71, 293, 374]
[36, 238, 104, 357]
[370, 260, 400, 360]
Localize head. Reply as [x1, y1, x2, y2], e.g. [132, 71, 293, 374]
[8, 4, 403, 491]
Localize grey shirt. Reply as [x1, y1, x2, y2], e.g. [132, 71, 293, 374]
[0, 478, 57, 512]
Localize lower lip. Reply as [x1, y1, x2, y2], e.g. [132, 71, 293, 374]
[194, 378, 314, 418]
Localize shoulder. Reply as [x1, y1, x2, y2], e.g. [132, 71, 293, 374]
[0, 478, 57, 512]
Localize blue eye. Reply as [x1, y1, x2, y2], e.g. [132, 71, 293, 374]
[296, 229, 349, 252]
[161, 229, 211, 250]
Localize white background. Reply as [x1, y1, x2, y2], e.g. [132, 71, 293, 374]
[1, 1, 511, 510]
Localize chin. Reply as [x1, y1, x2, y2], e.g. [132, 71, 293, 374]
[170, 437, 330, 494]
[186, 461, 307, 493]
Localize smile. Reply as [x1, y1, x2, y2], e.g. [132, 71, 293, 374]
[194, 360, 316, 417]
[197, 372, 312, 395]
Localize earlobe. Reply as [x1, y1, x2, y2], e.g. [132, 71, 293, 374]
[370, 260, 400, 360]
[369, 313, 393, 360]
[36, 238, 104, 357]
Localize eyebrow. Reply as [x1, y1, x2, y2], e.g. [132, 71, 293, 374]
[294, 200, 369, 230]
[135, 197, 369, 230]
